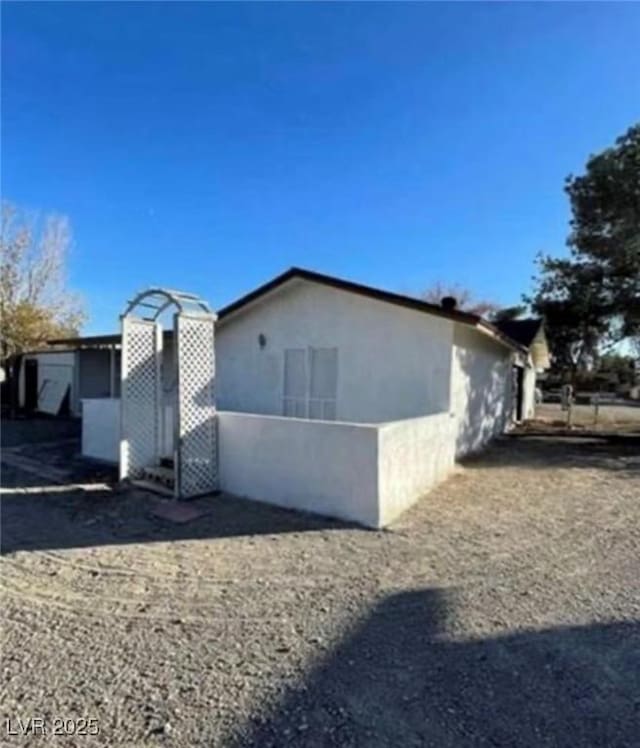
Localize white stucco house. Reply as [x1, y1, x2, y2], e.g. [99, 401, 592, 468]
[214, 268, 538, 455]
[66, 268, 547, 527]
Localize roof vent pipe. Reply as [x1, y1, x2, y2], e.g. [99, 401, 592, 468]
[441, 296, 458, 311]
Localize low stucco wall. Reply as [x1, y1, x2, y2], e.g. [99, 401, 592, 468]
[82, 398, 120, 462]
[217, 411, 380, 527]
[377, 412, 457, 527]
[218, 410, 456, 528]
[82, 403, 460, 528]
[82, 398, 175, 463]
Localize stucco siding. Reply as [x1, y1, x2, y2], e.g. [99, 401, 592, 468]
[377, 412, 457, 526]
[451, 324, 513, 458]
[216, 279, 454, 424]
[218, 410, 457, 528]
[82, 398, 120, 462]
[218, 410, 380, 527]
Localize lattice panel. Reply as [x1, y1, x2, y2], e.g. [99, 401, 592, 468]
[120, 318, 161, 479]
[176, 314, 217, 497]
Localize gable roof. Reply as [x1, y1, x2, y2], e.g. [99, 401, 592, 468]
[48, 268, 529, 355]
[494, 318, 544, 348]
[218, 267, 527, 354]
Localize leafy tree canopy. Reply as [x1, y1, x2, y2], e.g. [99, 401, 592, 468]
[491, 305, 528, 324]
[529, 124, 640, 371]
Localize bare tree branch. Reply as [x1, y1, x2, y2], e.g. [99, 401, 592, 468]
[420, 282, 500, 318]
[1, 201, 86, 359]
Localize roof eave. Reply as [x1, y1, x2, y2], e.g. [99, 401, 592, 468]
[218, 267, 486, 326]
[475, 320, 529, 355]
[218, 267, 527, 353]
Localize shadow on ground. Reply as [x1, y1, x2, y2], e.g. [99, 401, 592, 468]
[464, 434, 640, 480]
[0, 477, 357, 555]
[1, 416, 357, 554]
[231, 588, 640, 747]
[0, 415, 81, 448]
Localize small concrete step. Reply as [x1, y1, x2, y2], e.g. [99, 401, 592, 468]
[142, 465, 175, 488]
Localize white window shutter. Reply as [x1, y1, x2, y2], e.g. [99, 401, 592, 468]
[309, 347, 338, 420]
[283, 348, 307, 417]
[310, 348, 338, 400]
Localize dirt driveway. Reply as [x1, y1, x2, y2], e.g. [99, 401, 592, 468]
[1, 420, 639, 746]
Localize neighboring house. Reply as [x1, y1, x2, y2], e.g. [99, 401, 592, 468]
[494, 317, 551, 420]
[39, 268, 547, 527]
[494, 317, 550, 372]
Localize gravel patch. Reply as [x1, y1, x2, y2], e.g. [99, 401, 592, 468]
[1, 430, 639, 746]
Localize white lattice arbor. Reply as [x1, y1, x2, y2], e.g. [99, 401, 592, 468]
[120, 288, 218, 499]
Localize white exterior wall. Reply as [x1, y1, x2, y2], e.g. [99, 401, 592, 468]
[218, 411, 380, 526]
[522, 364, 537, 420]
[377, 412, 457, 526]
[450, 324, 514, 458]
[82, 398, 120, 462]
[216, 280, 454, 424]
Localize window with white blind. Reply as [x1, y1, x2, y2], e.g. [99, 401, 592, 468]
[283, 348, 307, 417]
[309, 347, 338, 420]
[282, 347, 338, 420]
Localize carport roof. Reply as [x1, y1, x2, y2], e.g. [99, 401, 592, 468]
[47, 330, 173, 348]
[47, 333, 122, 348]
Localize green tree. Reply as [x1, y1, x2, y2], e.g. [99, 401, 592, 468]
[491, 305, 527, 324]
[529, 124, 640, 374]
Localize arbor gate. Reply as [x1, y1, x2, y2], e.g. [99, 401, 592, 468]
[119, 288, 217, 498]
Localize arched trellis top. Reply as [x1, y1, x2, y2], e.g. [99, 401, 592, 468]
[122, 287, 215, 321]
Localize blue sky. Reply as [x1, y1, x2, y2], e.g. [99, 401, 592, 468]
[2, 2, 639, 334]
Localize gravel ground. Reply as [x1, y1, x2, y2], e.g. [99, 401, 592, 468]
[1, 423, 639, 747]
[0, 417, 81, 448]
